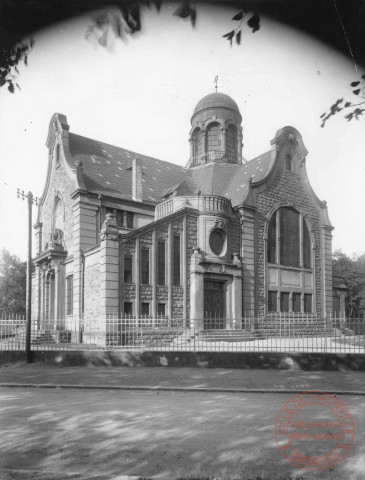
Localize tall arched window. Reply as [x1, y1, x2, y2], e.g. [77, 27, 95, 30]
[225, 124, 237, 157]
[267, 207, 313, 314]
[267, 207, 311, 268]
[206, 122, 221, 152]
[192, 128, 202, 159]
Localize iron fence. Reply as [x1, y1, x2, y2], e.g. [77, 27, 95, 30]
[1, 314, 364, 353]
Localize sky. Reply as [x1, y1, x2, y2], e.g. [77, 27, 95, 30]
[0, 3, 364, 260]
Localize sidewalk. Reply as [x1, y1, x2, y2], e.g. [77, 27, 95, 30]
[1, 364, 365, 394]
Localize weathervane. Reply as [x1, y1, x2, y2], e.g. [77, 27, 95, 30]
[214, 75, 218, 93]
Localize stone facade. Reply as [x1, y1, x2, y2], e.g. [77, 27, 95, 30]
[32, 92, 334, 338]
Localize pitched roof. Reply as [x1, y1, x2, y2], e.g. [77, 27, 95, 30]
[68, 133, 187, 204]
[68, 132, 272, 207]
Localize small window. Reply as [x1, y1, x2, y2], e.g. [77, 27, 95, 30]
[141, 249, 150, 284]
[141, 303, 150, 317]
[55, 144, 60, 167]
[124, 302, 133, 315]
[280, 293, 290, 313]
[157, 303, 166, 317]
[304, 294, 312, 314]
[173, 236, 180, 286]
[158, 241, 165, 285]
[66, 275, 73, 315]
[127, 212, 134, 228]
[209, 230, 225, 256]
[124, 256, 132, 283]
[285, 154, 293, 171]
[268, 291, 277, 312]
[293, 293, 301, 313]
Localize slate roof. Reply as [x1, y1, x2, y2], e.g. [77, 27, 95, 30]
[68, 133, 272, 207]
[184, 150, 272, 206]
[68, 133, 187, 204]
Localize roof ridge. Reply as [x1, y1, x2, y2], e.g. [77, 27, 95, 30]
[69, 132, 187, 170]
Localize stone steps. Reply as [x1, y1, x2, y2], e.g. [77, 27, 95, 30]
[199, 330, 257, 342]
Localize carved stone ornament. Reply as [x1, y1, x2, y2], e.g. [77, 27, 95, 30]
[100, 212, 118, 241]
[214, 220, 225, 231]
[48, 228, 64, 249]
[192, 246, 204, 265]
[232, 252, 241, 268]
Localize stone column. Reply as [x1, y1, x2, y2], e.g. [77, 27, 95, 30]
[240, 209, 256, 318]
[321, 223, 334, 318]
[167, 222, 173, 319]
[151, 229, 157, 318]
[182, 216, 187, 322]
[135, 237, 140, 318]
[232, 254, 243, 329]
[190, 247, 204, 330]
[99, 215, 120, 316]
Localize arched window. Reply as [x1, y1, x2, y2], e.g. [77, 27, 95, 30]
[285, 154, 292, 171]
[53, 198, 64, 231]
[267, 207, 311, 268]
[206, 122, 221, 152]
[225, 124, 237, 157]
[192, 128, 202, 159]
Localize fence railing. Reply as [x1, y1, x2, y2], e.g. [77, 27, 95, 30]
[0, 314, 364, 353]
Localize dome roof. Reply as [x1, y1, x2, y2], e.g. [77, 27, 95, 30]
[192, 92, 240, 117]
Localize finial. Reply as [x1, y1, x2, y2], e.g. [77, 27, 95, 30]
[214, 75, 218, 93]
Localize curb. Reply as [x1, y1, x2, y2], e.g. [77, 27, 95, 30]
[1, 383, 365, 396]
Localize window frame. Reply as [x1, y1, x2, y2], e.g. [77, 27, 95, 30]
[157, 240, 166, 285]
[141, 248, 150, 285]
[173, 235, 181, 286]
[124, 255, 133, 283]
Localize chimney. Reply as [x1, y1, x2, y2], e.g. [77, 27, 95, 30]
[132, 156, 142, 202]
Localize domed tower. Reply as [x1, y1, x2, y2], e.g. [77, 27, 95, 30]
[188, 92, 243, 168]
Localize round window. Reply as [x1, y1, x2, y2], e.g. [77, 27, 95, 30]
[209, 230, 225, 256]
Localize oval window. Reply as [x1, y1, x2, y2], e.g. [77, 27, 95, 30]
[209, 230, 225, 256]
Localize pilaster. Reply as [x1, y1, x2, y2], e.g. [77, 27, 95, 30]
[240, 209, 256, 317]
[99, 216, 120, 316]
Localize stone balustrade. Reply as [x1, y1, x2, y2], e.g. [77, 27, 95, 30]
[155, 195, 232, 220]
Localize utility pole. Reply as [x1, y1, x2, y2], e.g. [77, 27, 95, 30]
[17, 189, 38, 363]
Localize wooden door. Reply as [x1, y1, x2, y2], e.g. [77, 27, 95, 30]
[204, 280, 225, 329]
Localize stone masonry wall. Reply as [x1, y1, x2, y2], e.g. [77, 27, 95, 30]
[40, 154, 75, 256]
[230, 219, 241, 256]
[84, 263, 101, 316]
[256, 167, 322, 315]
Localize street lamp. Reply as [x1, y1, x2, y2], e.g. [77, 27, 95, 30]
[17, 189, 39, 363]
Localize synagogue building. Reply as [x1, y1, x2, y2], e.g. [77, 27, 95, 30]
[32, 92, 338, 335]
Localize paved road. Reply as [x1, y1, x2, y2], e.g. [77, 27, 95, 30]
[1, 365, 365, 394]
[0, 388, 364, 480]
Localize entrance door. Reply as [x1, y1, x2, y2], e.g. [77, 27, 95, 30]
[204, 280, 225, 329]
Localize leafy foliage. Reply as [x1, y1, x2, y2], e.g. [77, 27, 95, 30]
[333, 250, 365, 317]
[0, 249, 26, 316]
[222, 8, 260, 46]
[0, 39, 33, 93]
[320, 74, 365, 127]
